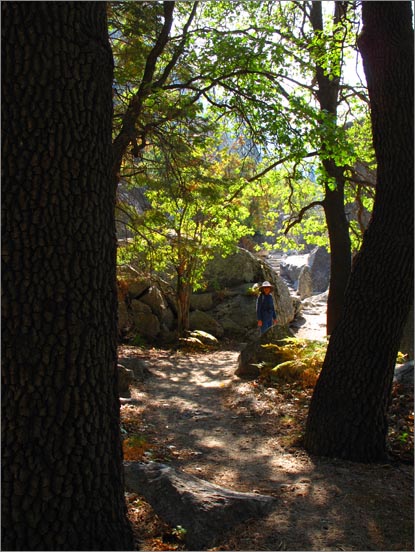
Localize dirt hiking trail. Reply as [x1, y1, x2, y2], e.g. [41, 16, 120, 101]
[121, 343, 413, 551]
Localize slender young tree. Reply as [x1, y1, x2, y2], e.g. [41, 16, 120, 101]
[2, 3, 134, 549]
[304, 1, 414, 462]
[309, 1, 352, 335]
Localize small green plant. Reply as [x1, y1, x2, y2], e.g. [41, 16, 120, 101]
[131, 333, 145, 347]
[172, 525, 187, 541]
[396, 351, 408, 364]
[260, 337, 328, 387]
[247, 283, 260, 296]
[125, 434, 148, 448]
[122, 434, 150, 461]
[398, 432, 409, 443]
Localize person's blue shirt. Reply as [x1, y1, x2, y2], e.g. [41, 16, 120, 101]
[256, 292, 277, 334]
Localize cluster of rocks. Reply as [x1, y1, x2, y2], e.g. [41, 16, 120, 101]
[117, 248, 298, 344]
[117, 244, 413, 362]
[278, 246, 330, 299]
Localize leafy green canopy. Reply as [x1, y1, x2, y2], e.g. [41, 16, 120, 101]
[110, 1, 375, 267]
[117, 121, 252, 290]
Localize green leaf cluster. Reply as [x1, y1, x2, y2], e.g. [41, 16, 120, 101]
[111, 0, 375, 274]
[118, 124, 252, 293]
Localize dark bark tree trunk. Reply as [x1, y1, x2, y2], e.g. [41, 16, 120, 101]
[323, 167, 351, 336]
[175, 237, 197, 337]
[177, 274, 192, 337]
[310, 1, 352, 336]
[304, 1, 414, 462]
[2, 3, 134, 549]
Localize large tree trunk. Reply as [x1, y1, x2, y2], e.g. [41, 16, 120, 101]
[2, 3, 134, 549]
[304, 1, 414, 462]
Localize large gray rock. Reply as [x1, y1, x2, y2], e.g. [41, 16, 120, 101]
[308, 246, 330, 293]
[124, 461, 276, 550]
[279, 247, 330, 294]
[140, 285, 168, 318]
[130, 300, 161, 338]
[393, 361, 414, 385]
[124, 278, 152, 299]
[190, 292, 214, 312]
[210, 291, 258, 339]
[236, 324, 295, 379]
[203, 248, 264, 288]
[117, 277, 176, 342]
[189, 310, 225, 338]
[194, 248, 295, 337]
[298, 265, 313, 300]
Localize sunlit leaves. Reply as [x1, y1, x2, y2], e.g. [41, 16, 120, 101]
[111, 0, 374, 269]
[119, 123, 252, 293]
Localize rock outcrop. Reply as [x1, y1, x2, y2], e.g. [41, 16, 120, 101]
[236, 324, 295, 379]
[117, 248, 296, 343]
[280, 246, 330, 298]
[124, 461, 276, 550]
[394, 361, 414, 385]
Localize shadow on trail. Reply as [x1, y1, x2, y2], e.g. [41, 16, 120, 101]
[129, 349, 413, 552]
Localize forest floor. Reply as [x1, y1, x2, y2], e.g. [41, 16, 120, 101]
[120, 308, 413, 551]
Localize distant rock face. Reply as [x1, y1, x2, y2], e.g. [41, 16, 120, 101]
[280, 246, 330, 297]
[279, 253, 308, 286]
[308, 246, 330, 293]
[117, 248, 296, 344]
[116, 182, 150, 239]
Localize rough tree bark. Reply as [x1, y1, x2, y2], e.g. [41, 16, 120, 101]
[2, 3, 134, 549]
[304, 1, 414, 462]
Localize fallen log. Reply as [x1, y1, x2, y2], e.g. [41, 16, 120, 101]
[124, 461, 276, 550]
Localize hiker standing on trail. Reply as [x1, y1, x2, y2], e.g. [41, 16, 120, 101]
[256, 281, 277, 334]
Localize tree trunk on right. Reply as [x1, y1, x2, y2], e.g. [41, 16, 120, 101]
[304, 1, 414, 462]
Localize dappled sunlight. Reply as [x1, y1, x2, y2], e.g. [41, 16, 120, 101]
[198, 380, 228, 388]
[123, 347, 413, 552]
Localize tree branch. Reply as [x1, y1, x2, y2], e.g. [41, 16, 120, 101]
[248, 150, 320, 183]
[112, 1, 176, 182]
[154, 2, 199, 89]
[284, 200, 325, 234]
